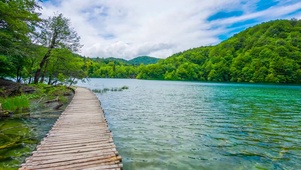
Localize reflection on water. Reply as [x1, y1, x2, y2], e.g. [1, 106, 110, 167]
[80, 79, 301, 170]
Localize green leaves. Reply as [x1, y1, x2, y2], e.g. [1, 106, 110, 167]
[0, 2, 86, 85]
[39, 13, 81, 52]
[33, 13, 83, 84]
[0, 55, 14, 77]
[0, 0, 40, 55]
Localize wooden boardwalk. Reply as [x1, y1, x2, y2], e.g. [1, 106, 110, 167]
[20, 87, 122, 170]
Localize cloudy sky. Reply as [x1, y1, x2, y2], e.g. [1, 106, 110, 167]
[40, 0, 301, 59]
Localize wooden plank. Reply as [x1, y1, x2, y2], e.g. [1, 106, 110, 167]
[36, 143, 117, 153]
[26, 150, 118, 163]
[20, 162, 122, 170]
[41, 135, 112, 143]
[37, 141, 114, 150]
[26, 152, 118, 162]
[19, 87, 122, 170]
[37, 141, 112, 149]
[23, 155, 121, 167]
[40, 138, 114, 146]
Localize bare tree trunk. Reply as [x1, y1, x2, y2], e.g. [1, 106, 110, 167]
[48, 75, 52, 85]
[16, 66, 22, 83]
[28, 77, 32, 84]
[69, 77, 76, 87]
[40, 60, 49, 83]
[51, 80, 58, 85]
[34, 49, 51, 84]
[34, 31, 57, 84]
[28, 59, 35, 84]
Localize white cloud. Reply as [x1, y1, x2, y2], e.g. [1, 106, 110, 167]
[39, 0, 301, 59]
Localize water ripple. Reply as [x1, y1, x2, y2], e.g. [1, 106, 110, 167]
[79, 79, 301, 170]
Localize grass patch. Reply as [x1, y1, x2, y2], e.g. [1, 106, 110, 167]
[0, 84, 74, 114]
[0, 95, 30, 112]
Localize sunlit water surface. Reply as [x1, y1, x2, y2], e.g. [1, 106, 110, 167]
[78, 79, 301, 170]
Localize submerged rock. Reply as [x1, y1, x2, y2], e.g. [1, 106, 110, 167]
[0, 111, 14, 118]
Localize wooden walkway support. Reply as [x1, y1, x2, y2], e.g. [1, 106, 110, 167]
[20, 87, 122, 170]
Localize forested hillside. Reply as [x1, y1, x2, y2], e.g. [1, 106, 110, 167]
[136, 19, 301, 83]
[128, 56, 160, 65]
[86, 56, 160, 78]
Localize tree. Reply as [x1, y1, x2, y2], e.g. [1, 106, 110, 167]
[0, 55, 14, 77]
[0, 0, 40, 56]
[33, 13, 81, 84]
[0, 0, 41, 81]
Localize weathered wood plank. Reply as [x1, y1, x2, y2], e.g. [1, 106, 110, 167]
[37, 141, 114, 150]
[19, 87, 122, 170]
[40, 138, 114, 146]
[26, 150, 119, 163]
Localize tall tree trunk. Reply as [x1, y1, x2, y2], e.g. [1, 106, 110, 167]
[34, 31, 57, 84]
[16, 66, 21, 83]
[34, 49, 51, 84]
[48, 56, 59, 85]
[40, 60, 49, 83]
[48, 75, 52, 85]
[28, 59, 35, 84]
[69, 77, 76, 87]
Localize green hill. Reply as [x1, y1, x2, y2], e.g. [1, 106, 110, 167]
[128, 56, 160, 65]
[87, 56, 160, 78]
[137, 19, 301, 83]
[90, 57, 128, 65]
[91, 56, 159, 65]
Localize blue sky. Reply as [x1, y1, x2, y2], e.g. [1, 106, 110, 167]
[40, 0, 301, 59]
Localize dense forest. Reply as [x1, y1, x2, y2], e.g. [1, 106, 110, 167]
[1, 1, 301, 84]
[86, 19, 301, 83]
[87, 56, 160, 78]
[138, 19, 301, 83]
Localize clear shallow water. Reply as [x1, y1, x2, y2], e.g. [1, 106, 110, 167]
[0, 105, 66, 169]
[79, 79, 301, 170]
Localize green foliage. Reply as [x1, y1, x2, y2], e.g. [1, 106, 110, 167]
[0, 0, 40, 56]
[39, 13, 81, 52]
[29, 84, 70, 98]
[128, 56, 160, 65]
[91, 57, 128, 65]
[0, 2, 87, 85]
[33, 13, 83, 84]
[86, 56, 160, 79]
[0, 0, 41, 80]
[90, 56, 159, 66]
[0, 95, 30, 112]
[0, 55, 14, 77]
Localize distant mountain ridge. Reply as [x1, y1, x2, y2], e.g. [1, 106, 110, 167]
[91, 56, 160, 65]
[128, 56, 160, 65]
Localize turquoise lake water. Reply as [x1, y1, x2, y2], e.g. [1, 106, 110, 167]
[80, 79, 301, 169]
